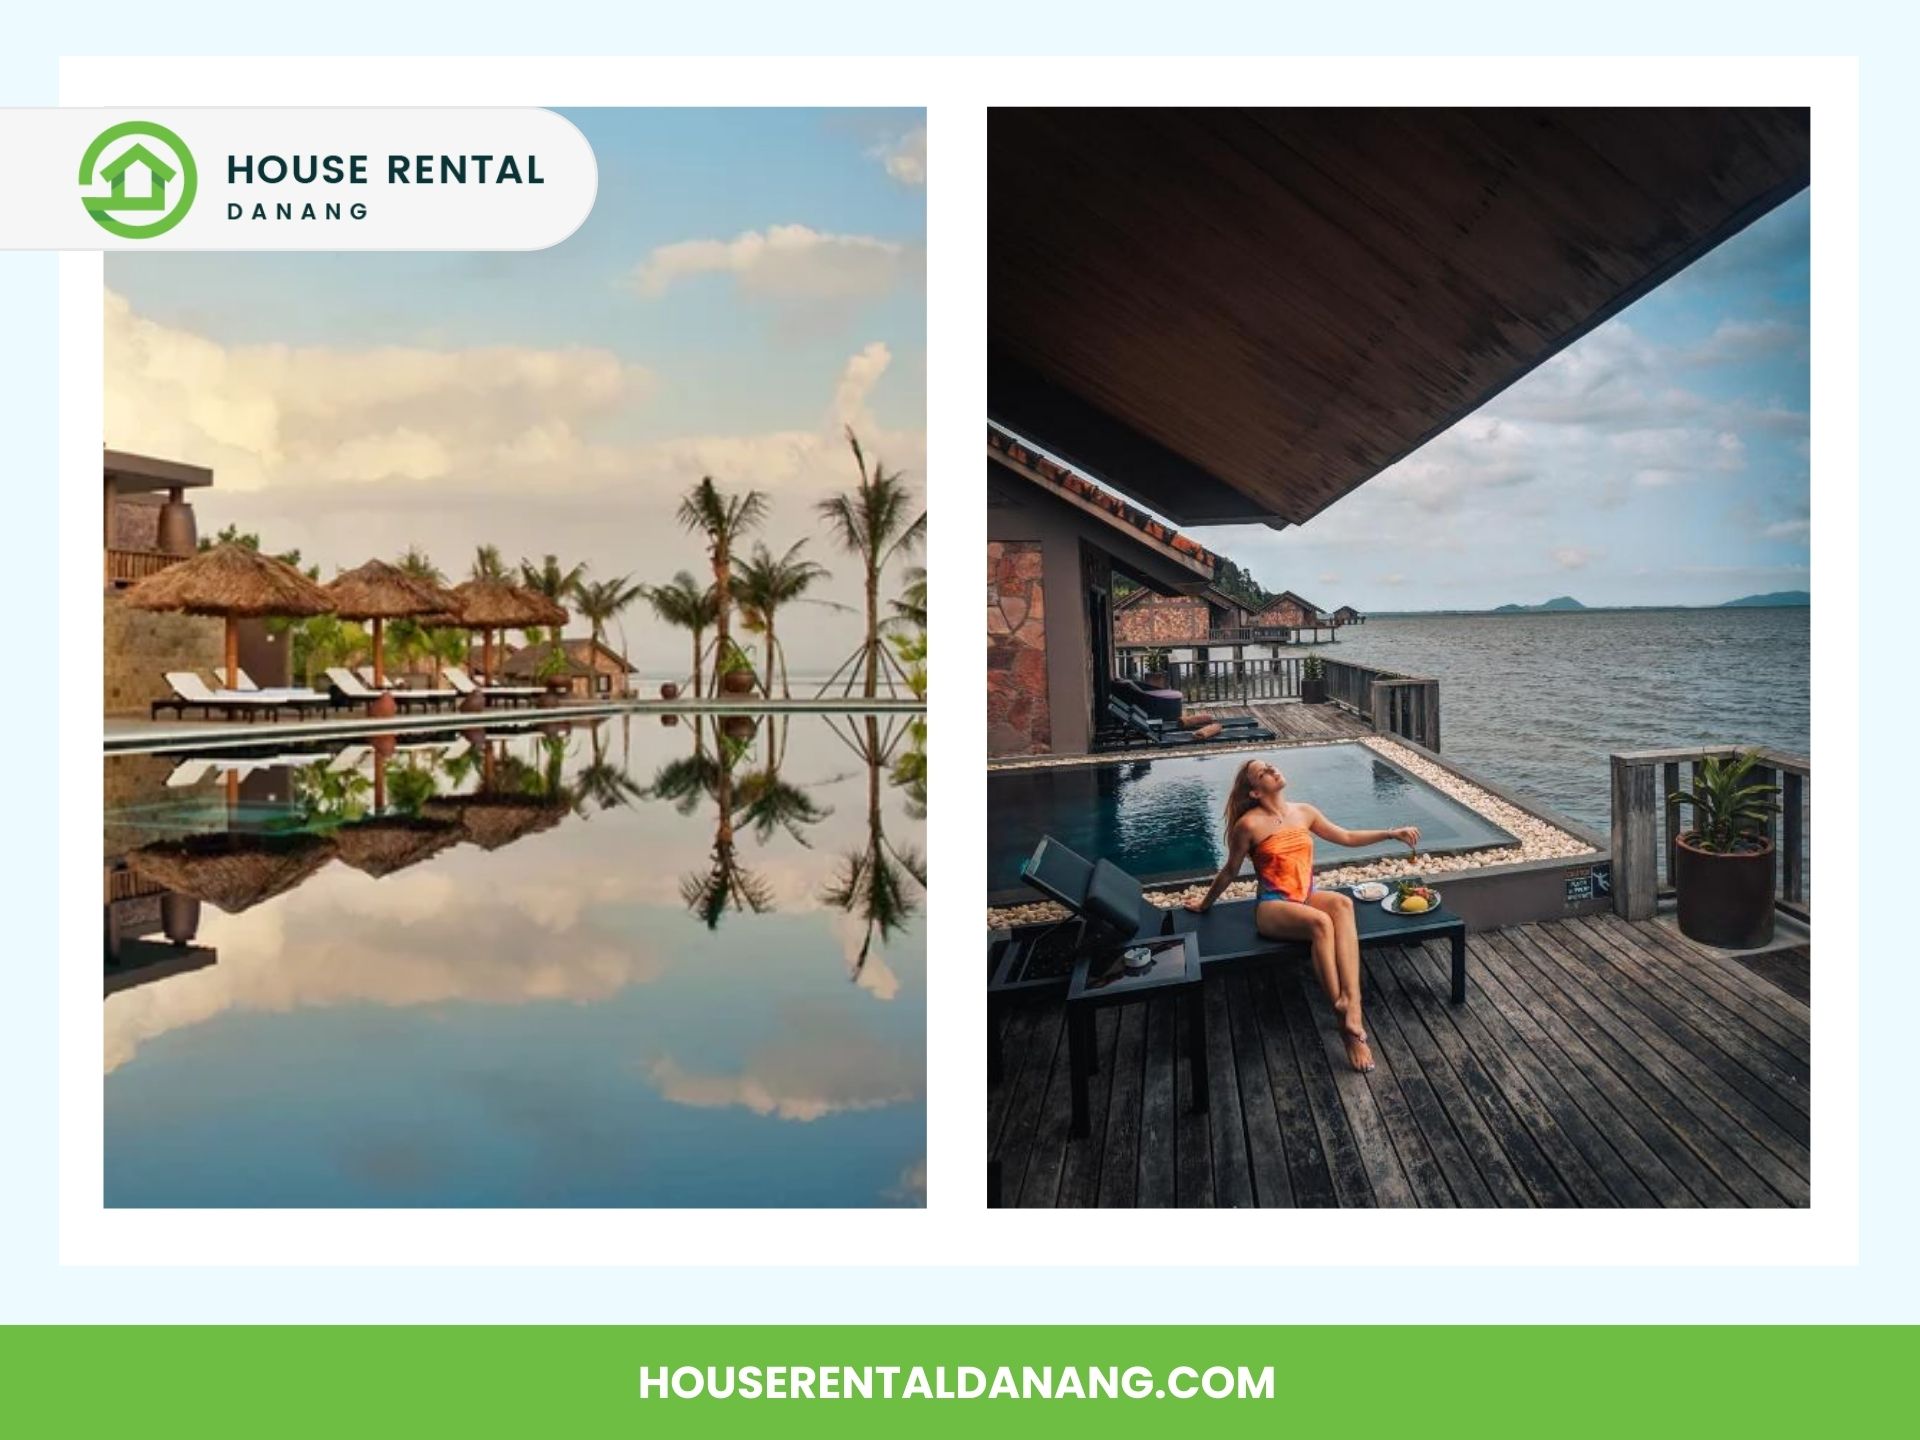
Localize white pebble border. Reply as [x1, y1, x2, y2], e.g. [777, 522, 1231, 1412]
[986, 733, 1596, 929]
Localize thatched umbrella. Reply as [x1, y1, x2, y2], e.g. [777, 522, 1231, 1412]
[127, 833, 337, 914]
[324, 560, 452, 701]
[421, 794, 565, 852]
[448, 579, 549, 689]
[333, 816, 459, 879]
[123, 543, 334, 690]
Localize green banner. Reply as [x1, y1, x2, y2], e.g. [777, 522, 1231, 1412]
[4, 1325, 1910, 1434]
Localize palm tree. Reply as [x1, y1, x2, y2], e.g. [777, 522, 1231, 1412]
[676, 476, 767, 675]
[821, 715, 925, 980]
[396, 546, 445, 586]
[733, 540, 830, 698]
[575, 574, 645, 665]
[818, 428, 925, 697]
[470, 544, 510, 582]
[644, 570, 720, 698]
[890, 564, 927, 631]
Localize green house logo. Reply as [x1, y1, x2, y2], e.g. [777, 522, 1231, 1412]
[78, 121, 197, 239]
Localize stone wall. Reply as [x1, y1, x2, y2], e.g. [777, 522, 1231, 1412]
[1114, 592, 1209, 646]
[105, 593, 224, 715]
[110, 496, 163, 550]
[987, 541, 1050, 756]
[103, 752, 185, 859]
[1256, 598, 1314, 628]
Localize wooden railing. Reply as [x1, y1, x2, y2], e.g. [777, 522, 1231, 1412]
[105, 548, 184, 587]
[1119, 654, 1301, 702]
[1323, 658, 1442, 751]
[1118, 653, 1442, 749]
[1609, 745, 1810, 923]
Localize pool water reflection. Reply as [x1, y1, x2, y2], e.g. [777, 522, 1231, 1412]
[103, 712, 926, 1208]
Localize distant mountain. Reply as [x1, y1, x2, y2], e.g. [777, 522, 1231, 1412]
[1492, 596, 1587, 613]
[1721, 590, 1810, 609]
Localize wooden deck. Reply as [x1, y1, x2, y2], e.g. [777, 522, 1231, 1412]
[1233, 700, 1375, 743]
[989, 913, 1810, 1208]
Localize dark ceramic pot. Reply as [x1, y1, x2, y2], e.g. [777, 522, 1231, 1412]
[659, 682, 680, 701]
[1674, 834, 1775, 949]
[1301, 677, 1328, 704]
[719, 670, 756, 697]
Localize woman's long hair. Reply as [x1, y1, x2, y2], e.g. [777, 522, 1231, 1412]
[1223, 758, 1268, 845]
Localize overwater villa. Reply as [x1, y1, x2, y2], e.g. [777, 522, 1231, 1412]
[986, 107, 1812, 1209]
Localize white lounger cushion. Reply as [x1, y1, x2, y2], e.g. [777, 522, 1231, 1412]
[231, 667, 328, 700]
[326, 667, 379, 698]
[166, 672, 285, 705]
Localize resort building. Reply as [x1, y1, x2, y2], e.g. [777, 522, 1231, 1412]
[1248, 590, 1334, 645]
[104, 448, 207, 588]
[988, 426, 1223, 756]
[1333, 605, 1364, 627]
[499, 637, 638, 699]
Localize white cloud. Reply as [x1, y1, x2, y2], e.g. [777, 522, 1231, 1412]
[1551, 545, 1594, 571]
[105, 289, 645, 495]
[625, 224, 908, 305]
[871, 126, 927, 186]
[646, 1020, 921, 1123]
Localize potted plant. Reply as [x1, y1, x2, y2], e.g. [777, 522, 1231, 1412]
[717, 639, 758, 697]
[1301, 653, 1328, 704]
[533, 645, 571, 709]
[1674, 749, 1780, 948]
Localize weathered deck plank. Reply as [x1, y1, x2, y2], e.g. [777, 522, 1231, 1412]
[990, 914, 1810, 1208]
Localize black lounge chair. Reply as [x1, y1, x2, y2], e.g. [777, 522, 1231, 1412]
[1107, 697, 1274, 748]
[1016, 835, 1468, 1003]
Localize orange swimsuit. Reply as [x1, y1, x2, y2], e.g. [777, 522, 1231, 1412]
[1252, 825, 1315, 904]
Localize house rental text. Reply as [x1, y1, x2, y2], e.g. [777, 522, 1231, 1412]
[226, 155, 546, 184]
[224, 153, 546, 221]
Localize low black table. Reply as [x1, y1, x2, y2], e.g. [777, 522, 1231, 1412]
[1064, 933, 1204, 1137]
[1173, 885, 1469, 1003]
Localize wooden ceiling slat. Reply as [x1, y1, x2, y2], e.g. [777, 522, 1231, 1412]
[989, 107, 1811, 527]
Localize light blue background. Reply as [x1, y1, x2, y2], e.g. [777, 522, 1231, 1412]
[5, 5, 1909, 1322]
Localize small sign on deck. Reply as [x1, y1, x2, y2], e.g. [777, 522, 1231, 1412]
[1565, 862, 1612, 907]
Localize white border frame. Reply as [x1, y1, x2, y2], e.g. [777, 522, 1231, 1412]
[61, 55, 1857, 1268]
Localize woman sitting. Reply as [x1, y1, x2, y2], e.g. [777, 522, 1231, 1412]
[1185, 757, 1419, 1072]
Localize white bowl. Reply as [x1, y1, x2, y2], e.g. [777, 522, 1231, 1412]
[1351, 882, 1389, 902]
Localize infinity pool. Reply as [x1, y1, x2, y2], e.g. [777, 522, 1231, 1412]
[103, 712, 925, 1207]
[987, 742, 1515, 897]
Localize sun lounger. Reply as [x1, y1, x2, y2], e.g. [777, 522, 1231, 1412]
[152, 672, 293, 723]
[355, 665, 408, 691]
[230, 668, 332, 709]
[325, 668, 458, 713]
[1106, 697, 1273, 747]
[164, 759, 216, 788]
[443, 665, 541, 707]
[1016, 834, 1468, 1002]
[326, 745, 372, 774]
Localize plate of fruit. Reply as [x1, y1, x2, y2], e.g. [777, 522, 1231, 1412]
[1382, 879, 1441, 915]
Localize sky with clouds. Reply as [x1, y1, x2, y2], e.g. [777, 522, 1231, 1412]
[105, 108, 927, 674]
[1185, 190, 1812, 612]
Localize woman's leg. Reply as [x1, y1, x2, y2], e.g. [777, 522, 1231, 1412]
[1253, 900, 1338, 1006]
[1306, 890, 1364, 1029]
[1305, 890, 1373, 1072]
